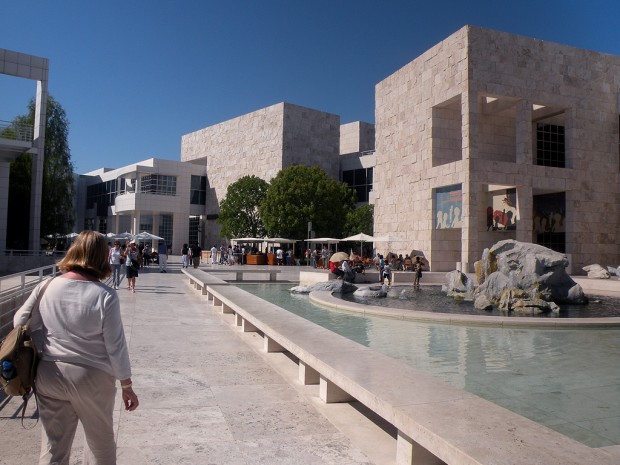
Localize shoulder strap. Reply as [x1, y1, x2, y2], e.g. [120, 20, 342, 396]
[20, 277, 52, 429]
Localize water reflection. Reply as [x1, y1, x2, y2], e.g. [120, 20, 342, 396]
[342, 286, 620, 318]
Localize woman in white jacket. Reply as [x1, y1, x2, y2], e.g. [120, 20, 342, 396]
[14, 231, 139, 464]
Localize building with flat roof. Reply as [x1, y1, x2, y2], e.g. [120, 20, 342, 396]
[0, 48, 48, 250]
[181, 102, 342, 241]
[374, 25, 620, 272]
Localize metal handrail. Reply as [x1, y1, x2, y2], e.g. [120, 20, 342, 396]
[0, 120, 34, 142]
[0, 265, 60, 336]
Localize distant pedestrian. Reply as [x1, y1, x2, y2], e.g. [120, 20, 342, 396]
[158, 241, 168, 273]
[108, 240, 123, 289]
[210, 245, 217, 264]
[181, 243, 189, 268]
[192, 244, 202, 268]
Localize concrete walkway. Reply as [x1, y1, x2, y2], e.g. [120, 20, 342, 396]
[0, 258, 391, 464]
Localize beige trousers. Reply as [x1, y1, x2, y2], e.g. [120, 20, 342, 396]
[37, 360, 117, 465]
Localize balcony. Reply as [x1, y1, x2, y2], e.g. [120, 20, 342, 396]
[0, 120, 34, 163]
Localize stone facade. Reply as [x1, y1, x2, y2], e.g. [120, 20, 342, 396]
[340, 121, 375, 155]
[375, 25, 620, 272]
[181, 102, 340, 241]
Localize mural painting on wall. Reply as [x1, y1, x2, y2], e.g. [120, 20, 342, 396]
[435, 185, 462, 229]
[533, 192, 565, 234]
[486, 189, 518, 231]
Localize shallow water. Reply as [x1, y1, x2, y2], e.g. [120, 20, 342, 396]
[238, 283, 620, 448]
[341, 285, 620, 318]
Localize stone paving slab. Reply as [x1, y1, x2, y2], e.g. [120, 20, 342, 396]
[0, 258, 386, 465]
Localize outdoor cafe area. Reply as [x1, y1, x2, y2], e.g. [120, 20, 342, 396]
[222, 234, 426, 272]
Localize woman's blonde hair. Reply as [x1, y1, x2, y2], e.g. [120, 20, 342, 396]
[58, 231, 111, 279]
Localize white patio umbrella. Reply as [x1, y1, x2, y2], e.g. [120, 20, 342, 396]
[340, 233, 375, 256]
[134, 231, 165, 241]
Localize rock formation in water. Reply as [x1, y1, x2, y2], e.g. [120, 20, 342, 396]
[353, 284, 389, 298]
[473, 239, 588, 313]
[442, 270, 475, 301]
[583, 264, 611, 279]
[290, 280, 358, 294]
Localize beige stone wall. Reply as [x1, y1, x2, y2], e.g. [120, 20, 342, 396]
[376, 25, 620, 272]
[375, 27, 469, 270]
[340, 121, 375, 155]
[181, 102, 340, 243]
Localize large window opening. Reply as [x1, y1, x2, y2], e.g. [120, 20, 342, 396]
[342, 167, 373, 202]
[189, 216, 200, 246]
[533, 192, 566, 253]
[158, 214, 173, 246]
[190, 176, 207, 205]
[140, 175, 177, 196]
[532, 106, 566, 168]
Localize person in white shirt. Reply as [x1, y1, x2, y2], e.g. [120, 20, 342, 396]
[14, 231, 138, 464]
[108, 240, 123, 289]
[210, 245, 218, 265]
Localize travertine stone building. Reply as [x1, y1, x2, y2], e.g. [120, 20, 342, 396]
[374, 25, 620, 272]
[181, 102, 340, 240]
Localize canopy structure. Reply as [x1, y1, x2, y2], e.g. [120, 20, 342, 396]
[134, 231, 165, 241]
[305, 237, 340, 253]
[231, 237, 265, 243]
[264, 237, 298, 244]
[340, 233, 376, 257]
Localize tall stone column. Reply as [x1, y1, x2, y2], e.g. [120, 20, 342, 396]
[29, 79, 48, 250]
[0, 161, 10, 249]
[460, 91, 474, 272]
[516, 99, 533, 165]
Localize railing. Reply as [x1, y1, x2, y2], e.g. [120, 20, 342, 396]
[0, 120, 34, 142]
[0, 265, 60, 336]
[3, 249, 66, 257]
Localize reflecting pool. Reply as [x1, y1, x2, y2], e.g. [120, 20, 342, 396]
[342, 286, 620, 318]
[238, 283, 620, 448]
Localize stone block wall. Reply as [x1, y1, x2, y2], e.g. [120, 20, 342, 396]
[375, 25, 620, 272]
[181, 102, 340, 242]
[340, 121, 375, 155]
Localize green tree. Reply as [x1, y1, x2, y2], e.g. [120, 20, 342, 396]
[7, 96, 75, 247]
[259, 165, 356, 240]
[343, 204, 374, 237]
[217, 175, 269, 239]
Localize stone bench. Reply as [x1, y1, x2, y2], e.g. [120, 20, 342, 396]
[208, 268, 282, 282]
[181, 268, 229, 295]
[187, 276, 615, 465]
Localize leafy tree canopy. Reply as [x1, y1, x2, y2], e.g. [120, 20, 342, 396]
[343, 204, 374, 237]
[259, 165, 356, 240]
[7, 95, 75, 247]
[217, 175, 269, 239]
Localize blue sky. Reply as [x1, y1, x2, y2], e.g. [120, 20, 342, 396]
[2, 0, 620, 173]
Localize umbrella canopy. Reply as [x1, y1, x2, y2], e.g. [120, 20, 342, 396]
[105, 232, 117, 238]
[306, 237, 341, 243]
[134, 231, 165, 241]
[264, 237, 298, 244]
[65, 232, 79, 238]
[329, 251, 349, 262]
[341, 233, 375, 242]
[340, 233, 375, 256]
[231, 237, 264, 243]
[114, 232, 134, 240]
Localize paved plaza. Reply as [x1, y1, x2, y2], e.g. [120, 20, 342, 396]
[0, 258, 392, 465]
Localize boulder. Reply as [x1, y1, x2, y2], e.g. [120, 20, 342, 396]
[290, 280, 358, 294]
[442, 270, 475, 301]
[606, 266, 618, 276]
[353, 285, 388, 298]
[473, 239, 588, 311]
[583, 264, 611, 279]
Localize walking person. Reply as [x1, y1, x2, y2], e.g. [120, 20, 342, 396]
[13, 231, 139, 464]
[108, 240, 123, 289]
[181, 243, 190, 268]
[158, 240, 168, 273]
[191, 244, 202, 268]
[210, 244, 218, 265]
[124, 241, 140, 292]
[413, 256, 423, 287]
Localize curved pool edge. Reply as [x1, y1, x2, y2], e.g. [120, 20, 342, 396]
[308, 289, 620, 329]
